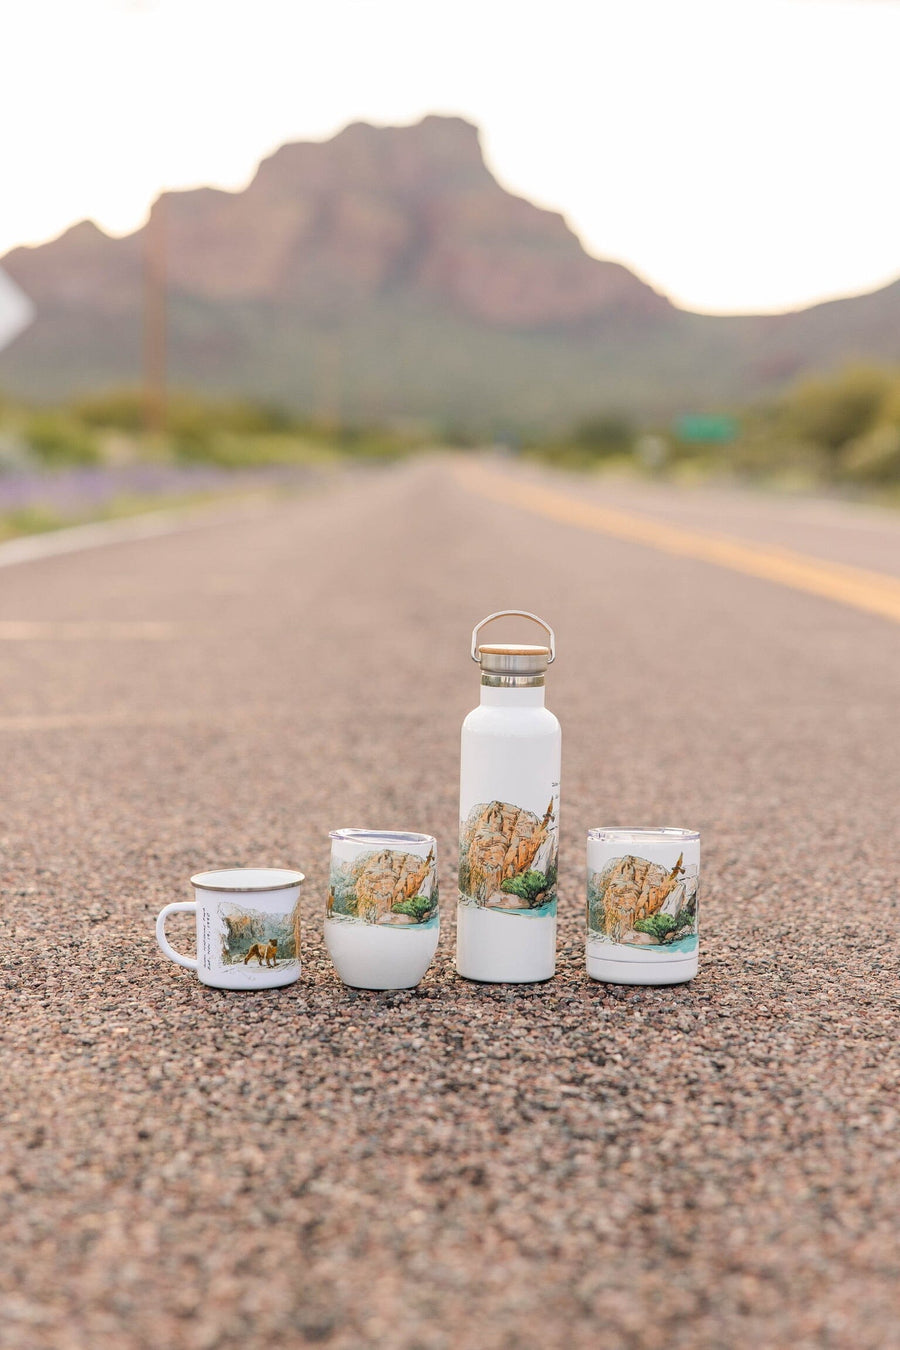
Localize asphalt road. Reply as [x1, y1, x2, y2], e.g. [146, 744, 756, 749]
[1, 456, 898, 1350]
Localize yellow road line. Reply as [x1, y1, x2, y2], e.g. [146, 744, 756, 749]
[455, 462, 900, 626]
[0, 621, 178, 641]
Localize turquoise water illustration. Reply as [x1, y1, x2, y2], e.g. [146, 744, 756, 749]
[590, 931, 698, 955]
[328, 907, 440, 931]
[652, 933, 697, 955]
[459, 895, 557, 919]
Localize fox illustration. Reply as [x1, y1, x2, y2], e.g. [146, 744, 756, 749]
[244, 938, 278, 967]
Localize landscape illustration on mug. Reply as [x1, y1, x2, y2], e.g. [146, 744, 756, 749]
[327, 846, 438, 927]
[587, 853, 699, 953]
[458, 798, 558, 916]
[219, 899, 302, 967]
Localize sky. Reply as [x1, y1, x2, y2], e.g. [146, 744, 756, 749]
[2, 0, 899, 314]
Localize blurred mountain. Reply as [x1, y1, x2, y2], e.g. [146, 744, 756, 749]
[2, 115, 899, 430]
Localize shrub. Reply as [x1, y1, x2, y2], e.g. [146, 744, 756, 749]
[0, 505, 65, 540]
[500, 870, 548, 903]
[74, 389, 298, 437]
[633, 913, 680, 941]
[571, 414, 634, 456]
[25, 414, 99, 465]
[634, 910, 694, 941]
[391, 894, 435, 922]
[842, 424, 900, 482]
[73, 389, 145, 431]
[784, 366, 892, 457]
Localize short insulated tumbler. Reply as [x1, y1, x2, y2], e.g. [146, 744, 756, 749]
[586, 828, 699, 985]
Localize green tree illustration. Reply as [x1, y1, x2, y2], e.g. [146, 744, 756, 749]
[500, 870, 548, 904]
[633, 910, 694, 942]
[391, 893, 436, 923]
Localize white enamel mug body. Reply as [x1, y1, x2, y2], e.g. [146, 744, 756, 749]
[325, 830, 439, 990]
[586, 828, 700, 985]
[156, 868, 304, 990]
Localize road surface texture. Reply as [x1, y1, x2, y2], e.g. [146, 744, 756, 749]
[1, 456, 898, 1350]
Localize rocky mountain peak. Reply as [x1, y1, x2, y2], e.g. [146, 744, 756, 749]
[2, 115, 670, 327]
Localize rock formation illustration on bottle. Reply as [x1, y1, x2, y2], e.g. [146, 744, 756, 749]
[458, 798, 558, 915]
[327, 846, 438, 928]
[587, 853, 699, 951]
[219, 898, 302, 967]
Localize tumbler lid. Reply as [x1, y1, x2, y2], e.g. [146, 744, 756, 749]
[471, 611, 555, 677]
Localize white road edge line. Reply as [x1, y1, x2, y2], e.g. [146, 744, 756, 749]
[0, 496, 280, 570]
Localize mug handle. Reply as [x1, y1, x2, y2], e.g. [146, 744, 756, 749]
[156, 901, 199, 970]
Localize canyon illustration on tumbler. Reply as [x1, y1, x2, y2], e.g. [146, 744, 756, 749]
[457, 611, 561, 983]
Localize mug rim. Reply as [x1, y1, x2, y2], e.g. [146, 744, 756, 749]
[190, 867, 305, 892]
[329, 828, 436, 847]
[587, 827, 699, 844]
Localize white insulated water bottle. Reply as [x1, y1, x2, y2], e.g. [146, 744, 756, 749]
[456, 611, 561, 983]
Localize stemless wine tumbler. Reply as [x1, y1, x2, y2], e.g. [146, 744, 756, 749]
[586, 828, 700, 985]
[325, 829, 439, 990]
[156, 868, 305, 990]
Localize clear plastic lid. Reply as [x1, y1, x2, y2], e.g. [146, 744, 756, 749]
[329, 829, 436, 848]
[587, 828, 699, 844]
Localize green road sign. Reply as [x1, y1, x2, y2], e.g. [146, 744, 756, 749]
[674, 414, 738, 444]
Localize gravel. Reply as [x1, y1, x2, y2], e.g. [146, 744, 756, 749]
[0, 457, 898, 1349]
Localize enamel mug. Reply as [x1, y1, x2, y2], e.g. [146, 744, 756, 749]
[156, 868, 304, 990]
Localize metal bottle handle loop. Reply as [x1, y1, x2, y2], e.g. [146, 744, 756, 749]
[470, 610, 556, 664]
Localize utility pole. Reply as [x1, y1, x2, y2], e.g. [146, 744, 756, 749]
[143, 192, 167, 435]
[317, 323, 342, 433]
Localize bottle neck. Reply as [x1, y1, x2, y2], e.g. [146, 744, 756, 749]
[479, 682, 546, 707]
